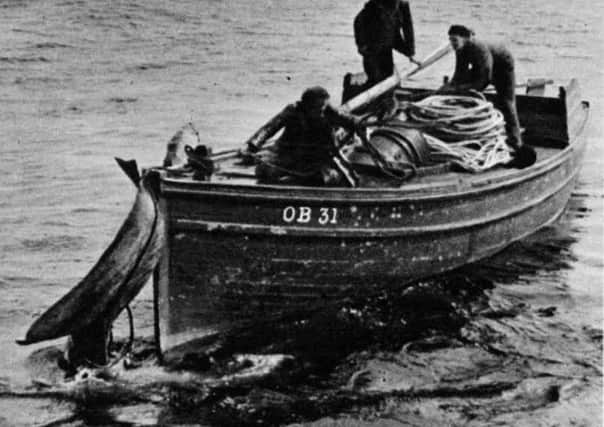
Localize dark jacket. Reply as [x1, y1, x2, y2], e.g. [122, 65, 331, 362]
[354, 0, 415, 57]
[449, 38, 522, 148]
[253, 102, 359, 168]
[450, 39, 515, 92]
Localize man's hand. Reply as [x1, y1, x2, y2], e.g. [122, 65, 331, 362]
[508, 144, 537, 169]
[358, 45, 370, 56]
[436, 83, 457, 94]
[361, 116, 380, 127]
[238, 144, 259, 165]
[354, 121, 368, 136]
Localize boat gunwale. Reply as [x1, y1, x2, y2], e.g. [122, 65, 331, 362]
[171, 159, 580, 238]
[159, 100, 589, 204]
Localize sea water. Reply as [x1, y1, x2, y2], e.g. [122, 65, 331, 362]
[0, 0, 602, 425]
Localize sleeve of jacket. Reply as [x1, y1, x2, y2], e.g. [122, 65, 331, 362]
[353, 10, 367, 54]
[324, 105, 360, 130]
[393, 0, 415, 57]
[450, 42, 492, 91]
[245, 104, 294, 151]
[449, 50, 467, 85]
[465, 42, 492, 91]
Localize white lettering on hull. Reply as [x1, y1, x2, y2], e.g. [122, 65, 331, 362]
[282, 206, 338, 225]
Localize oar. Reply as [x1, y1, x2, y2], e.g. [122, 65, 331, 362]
[340, 42, 452, 113]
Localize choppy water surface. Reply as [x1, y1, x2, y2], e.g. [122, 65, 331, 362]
[0, 0, 602, 425]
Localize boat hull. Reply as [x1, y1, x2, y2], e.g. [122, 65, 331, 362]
[155, 83, 589, 357]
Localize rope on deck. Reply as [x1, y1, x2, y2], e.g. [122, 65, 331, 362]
[403, 95, 513, 172]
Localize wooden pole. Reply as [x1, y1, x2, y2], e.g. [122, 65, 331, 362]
[340, 42, 452, 114]
[403, 43, 452, 80]
[239, 43, 452, 153]
[242, 106, 291, 152]
[340, 73, 402, 113]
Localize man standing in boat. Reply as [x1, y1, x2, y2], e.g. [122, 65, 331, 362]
[354, 0, 418, 85]
[243, 86, 363, 185]
[439, 25, 536, 167]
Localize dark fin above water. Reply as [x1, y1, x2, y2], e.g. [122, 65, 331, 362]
[115, 157, 141, 186]
[18, 169, 165, 347]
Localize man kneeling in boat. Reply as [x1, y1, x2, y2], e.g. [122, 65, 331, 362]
[243, 86, 363, 185]
[439, 25, 536, 168]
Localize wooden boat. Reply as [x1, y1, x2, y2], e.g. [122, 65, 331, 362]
[153, 79, 590, 359]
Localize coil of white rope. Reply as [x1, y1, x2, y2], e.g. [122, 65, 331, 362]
[404, 95, 513, 172]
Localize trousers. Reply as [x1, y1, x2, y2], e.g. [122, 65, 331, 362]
[362, 50, 394, 85]
[492, 67, 522, 149]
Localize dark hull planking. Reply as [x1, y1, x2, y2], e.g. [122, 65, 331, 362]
[155, 81, 589, 357]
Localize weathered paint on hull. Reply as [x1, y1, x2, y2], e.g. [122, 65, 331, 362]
[157, 132, 587, 355]
[155, 82, 589, 357]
